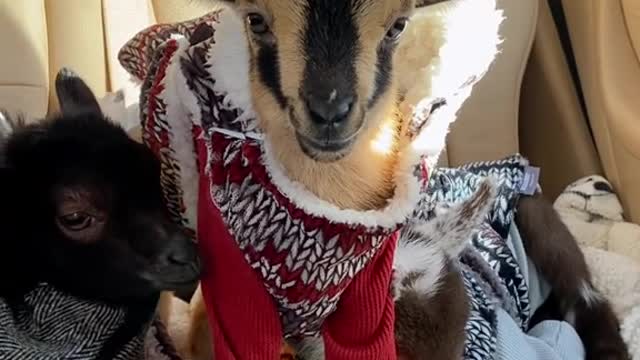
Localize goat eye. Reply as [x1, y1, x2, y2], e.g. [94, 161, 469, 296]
[386, 18, 409, 41]
[247, 13, 269, 34]
[58, 212, 93, 231]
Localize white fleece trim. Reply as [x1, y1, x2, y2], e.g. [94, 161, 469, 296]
[170, 38, 204, 129]
[260, 139, 422, 229]
[397, 0, 502, 170]
[164, 39, 200, 232]
[397, 0, 502, 111]
[256, 92, 467, 233]
[410, 92, 467, 166]
[204, 6, 256, 125]
[429, 0, 503, 98]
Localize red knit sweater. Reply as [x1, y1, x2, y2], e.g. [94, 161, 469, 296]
[194, 132, 399, 360]
[135, 36, 404, 358]
[119, 12, 432, 359]
[198, 197, 398, 359]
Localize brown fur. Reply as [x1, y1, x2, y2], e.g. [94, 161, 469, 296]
[415, 0, 450, 6]
[389, 179, 495, 360]
[516, 193, 630, 360]
[188, 286, 213, 360]
[394, 194, 630, 360]
[157, 292, 174, 325]
[252, 98, 401, 209]
[394, 259, 468, 360]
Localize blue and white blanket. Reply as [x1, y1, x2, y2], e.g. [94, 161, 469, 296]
[424, 154, 533, 359]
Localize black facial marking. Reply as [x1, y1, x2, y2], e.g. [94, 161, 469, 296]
[257, 44, 287, 108]
[302, 0, 359, 101]
[369, 46, 393, 108]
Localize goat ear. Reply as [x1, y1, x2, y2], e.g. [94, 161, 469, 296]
[0, 110, 14, 143]
[55, 68, 103, 117]
[415, 0, 450, 8]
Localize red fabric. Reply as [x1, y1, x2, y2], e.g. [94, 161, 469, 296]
[198, 171, 282, 359]
[322, 234, 398, 359]
[195, 137, 398, 359]
[197, 196, 398, 359]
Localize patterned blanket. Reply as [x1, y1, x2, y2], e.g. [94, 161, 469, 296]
[424, 156, 532, 359]
[0, 284, 180, 360]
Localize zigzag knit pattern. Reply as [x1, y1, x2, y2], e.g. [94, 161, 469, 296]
[0, 283, 180, 360]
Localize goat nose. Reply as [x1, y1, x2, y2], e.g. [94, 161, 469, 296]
[306, 94, 354, 125]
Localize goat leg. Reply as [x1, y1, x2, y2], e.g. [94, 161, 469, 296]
[516, 193, 630, 360]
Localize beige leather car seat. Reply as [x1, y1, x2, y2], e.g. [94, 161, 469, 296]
[519, 0, 603, 200]
[0, 0, 537, 169]
[558, 0, 640, 223]
[0, 0, 211, 120]
[0, 1, 51, 119]
[447, 0, 538, 167]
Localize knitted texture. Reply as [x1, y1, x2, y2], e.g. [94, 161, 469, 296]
[136, 33, 412, 358]
[119, 5, 498, 359]
[122, 15, 425, 359]
[423, 156, 532, 359]
[0, 283, 181, 360]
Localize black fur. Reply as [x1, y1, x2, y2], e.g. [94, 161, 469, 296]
[301, 0, 359, 105]
[370, 45, 394, 109]
[0, 69, 200, 305]
[257, 44, 287, 108]
[415, 0, 451, 6]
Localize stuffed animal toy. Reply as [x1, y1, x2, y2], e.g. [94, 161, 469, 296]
[554, 175, 640, 266]
[581, 246, 640, 359]
[623, 306, 640, 359]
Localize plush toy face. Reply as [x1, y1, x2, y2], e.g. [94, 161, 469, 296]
[218, 0, 447, 162]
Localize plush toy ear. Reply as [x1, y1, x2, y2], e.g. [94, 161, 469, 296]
[415, 0, 450, 7]
[55, 68, 103, 117]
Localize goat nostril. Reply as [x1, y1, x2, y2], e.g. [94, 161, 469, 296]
[306, 95, 354, 125]
[334, 99, 353, 121]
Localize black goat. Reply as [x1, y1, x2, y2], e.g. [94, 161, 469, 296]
[0, 69, 200, 359]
